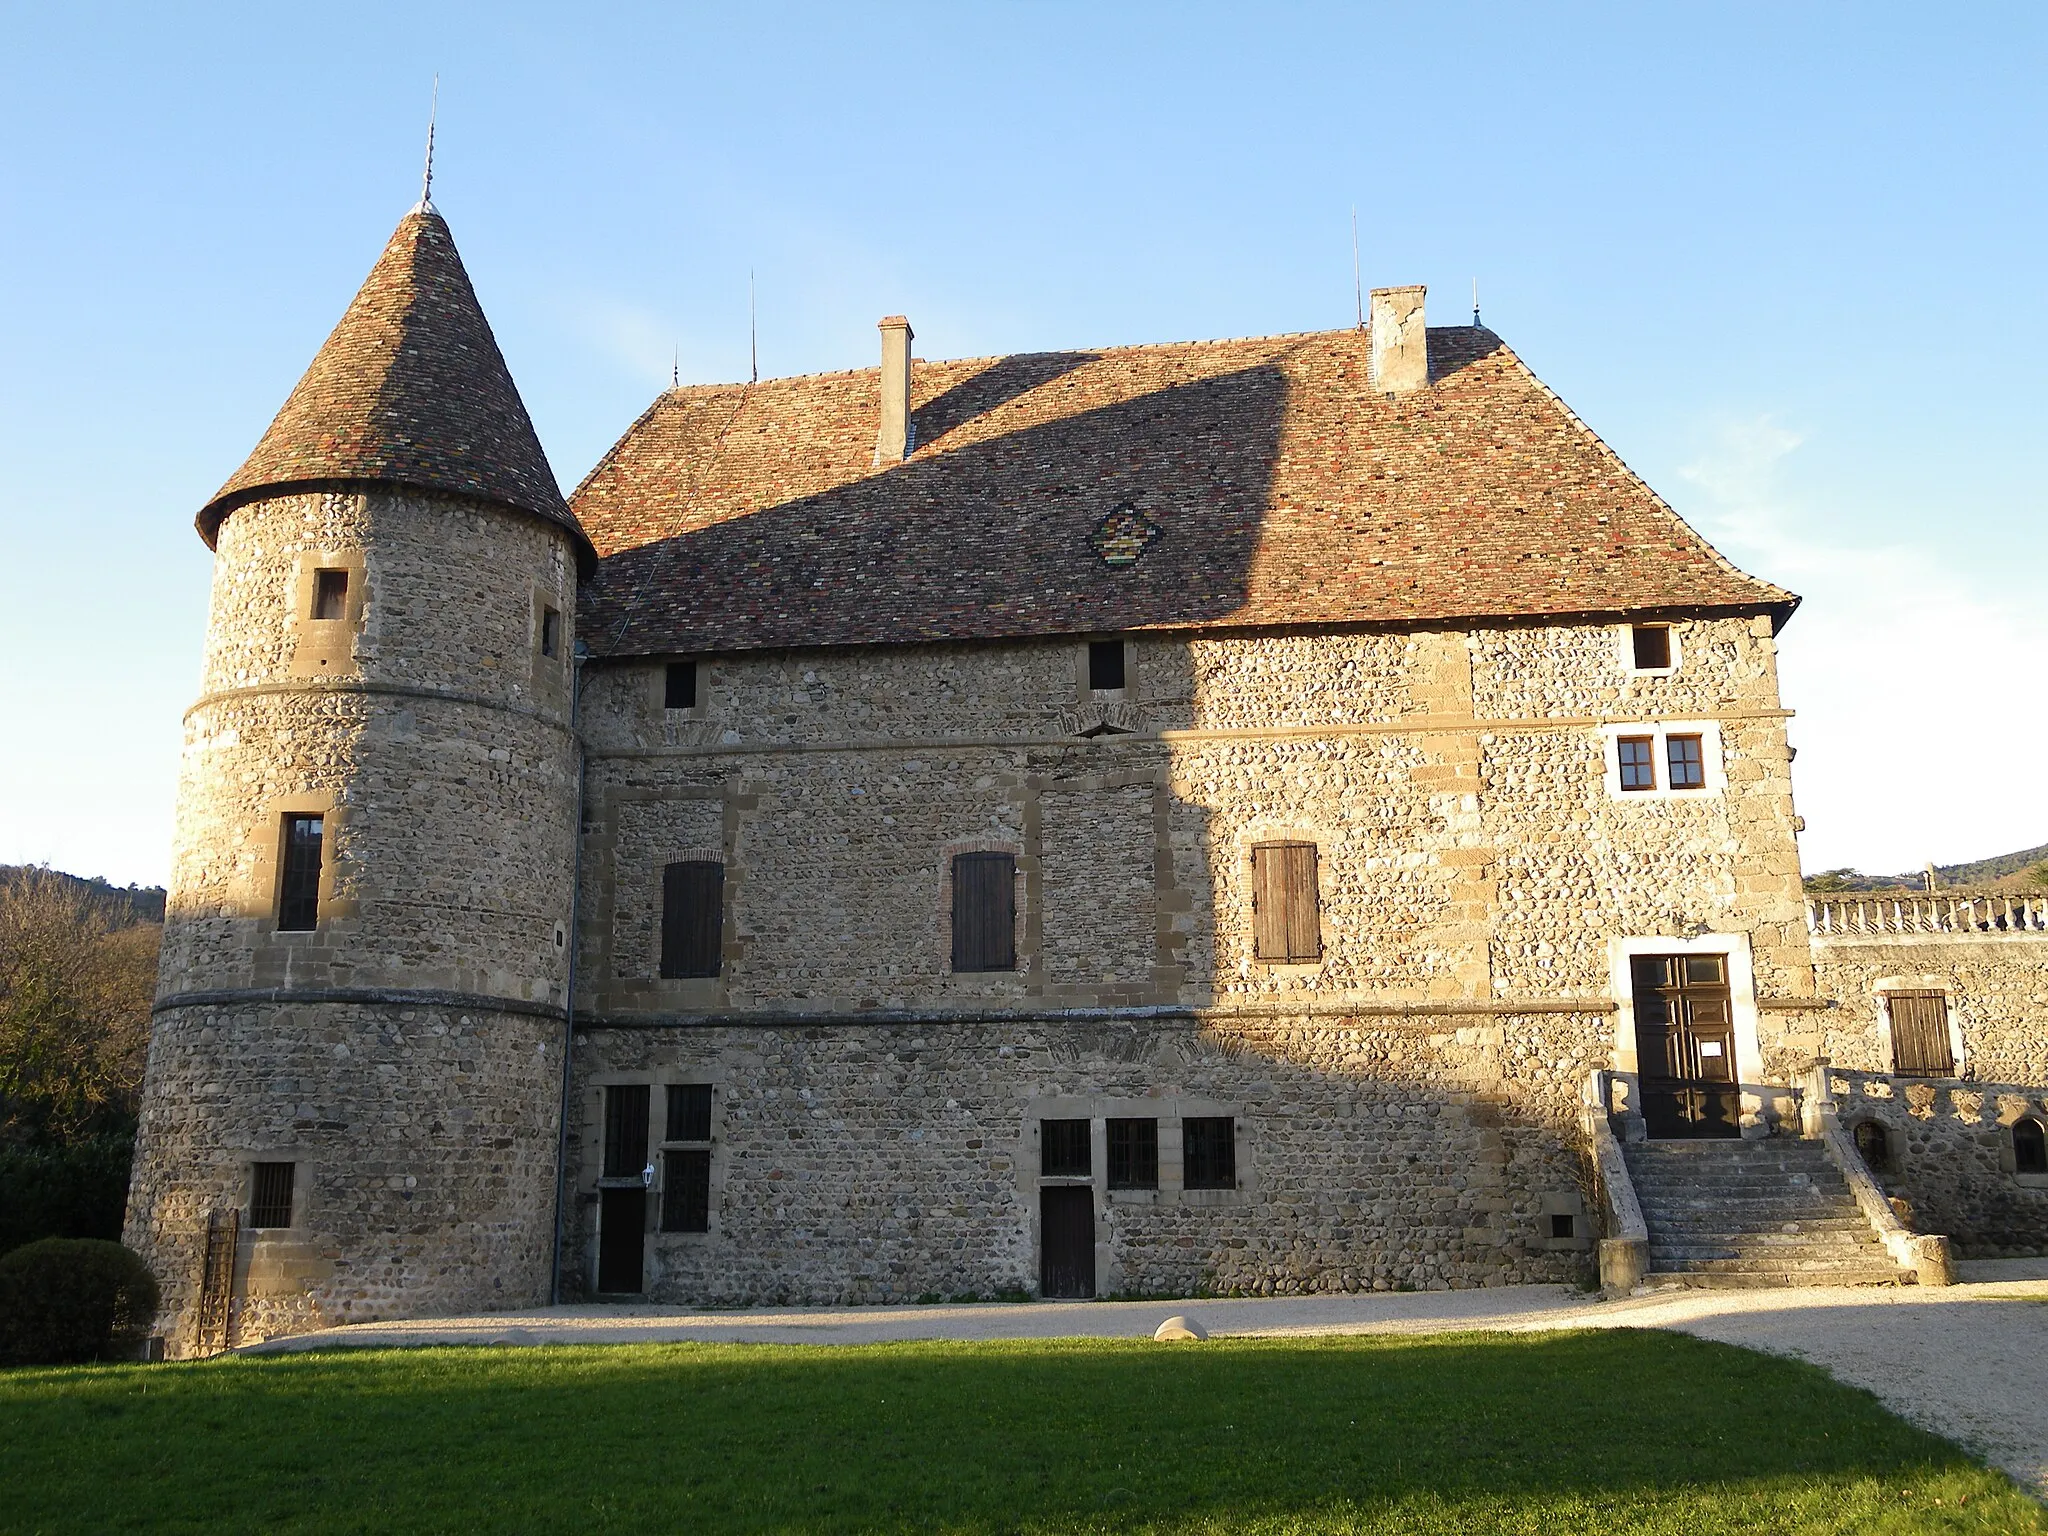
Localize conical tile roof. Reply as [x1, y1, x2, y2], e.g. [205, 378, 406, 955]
[200, 206, 595, 573]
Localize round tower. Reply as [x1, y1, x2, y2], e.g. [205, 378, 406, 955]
[125, 202, 596, 1355]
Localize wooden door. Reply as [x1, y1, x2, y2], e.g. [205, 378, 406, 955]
[1040, 1186, 1095, 1298]
[598, 1187, 646, 1293]
[1632, 954, 1740, 1138]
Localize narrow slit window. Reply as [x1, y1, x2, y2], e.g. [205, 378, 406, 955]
[2015, 1118, 2047, 1176]
[1250, 842, 1321, 963]
[661, 1149, 711, 1232]
[1182, 1116, 1236, 1190]
[540, 606, 562, 658]
[603, 1085, 650, 1180]
[1617, 736, 1656, 792]
[1631, 625, 1672, 670]
[312, 569, 348, 621]
[665, 661, 697, 710]
[277, 813, 324, 932]
[1666, 734, 1705, 790]
[659, 861, 724, 979]
[1087, 640, 1126, 691]
[1107, 1118, 1158, 1190]
[1888, 991, 1955, 1077]
[249, 1162, 295, 1229]
[666, 1083, 713, 1143]
[951, 852, 1016, 972]
[1041, 1118, 1091, 1178]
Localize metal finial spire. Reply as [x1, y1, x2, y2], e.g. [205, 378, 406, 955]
[672, 345, 679, 389]
[418, 75, 439, 212]
[749, 270, 758, 384]
[1351, 207, 1363, 330]
[1472, 277, 1481, 328]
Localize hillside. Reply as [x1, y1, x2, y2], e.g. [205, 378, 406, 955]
[1806, 841, 2048, 894]
[0, 865, 166, 925]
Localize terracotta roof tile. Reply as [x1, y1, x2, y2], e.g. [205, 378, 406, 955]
[571, 326, 1794, 657]
[200, 207, 594, 572]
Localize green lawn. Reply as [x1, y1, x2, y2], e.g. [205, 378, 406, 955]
[0, 1331, 2037, 1534]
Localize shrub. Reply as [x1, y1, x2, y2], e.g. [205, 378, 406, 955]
[0, 1135, 134, 1256]
[0, 1238, 158, 1365]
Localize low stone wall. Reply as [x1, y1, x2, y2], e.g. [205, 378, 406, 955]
[562, 1012, 1608, 1305]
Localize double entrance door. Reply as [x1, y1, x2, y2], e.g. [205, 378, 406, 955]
[1632, 953, 1739, 1138]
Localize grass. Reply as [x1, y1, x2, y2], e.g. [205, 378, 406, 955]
[1, 1331, 2039, 1534]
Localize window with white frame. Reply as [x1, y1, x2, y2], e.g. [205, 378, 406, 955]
[1602, 723, 1722, 799]
[1620, 622, 1680, 676]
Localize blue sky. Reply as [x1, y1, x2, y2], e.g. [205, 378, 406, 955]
[2, 2, 2042, 887]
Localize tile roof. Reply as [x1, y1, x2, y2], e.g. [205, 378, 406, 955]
[200, 207, 595, 573]
[571, 325, 1796, 657]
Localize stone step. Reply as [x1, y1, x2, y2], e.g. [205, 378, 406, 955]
[1649, 1243, 1889, 1265]
[1647, 1230, 1881, 1250]
[1641, 1271, 1907, 1291]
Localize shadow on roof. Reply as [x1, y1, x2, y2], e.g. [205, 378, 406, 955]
[912, 352, 1102, 448]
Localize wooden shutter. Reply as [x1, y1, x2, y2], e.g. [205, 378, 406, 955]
[660, 861, 724, 979]
[1888, 992, 1954, 1076]
[1252, 842, 1320, 963]
[603, 1085, 650, 1179]
[951, 853, 1016, 972]
[666, 1083, 713, 1142]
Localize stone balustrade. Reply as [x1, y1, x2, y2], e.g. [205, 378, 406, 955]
[1806, 892, 2048, 937]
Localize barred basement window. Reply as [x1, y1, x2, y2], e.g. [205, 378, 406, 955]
[1250, 842, 1321, 963]
[1549, 1213, 1576, 1240]
[667, 1083, 713, 1143]
[1107, 1118, 1158, 1190]
[540, 606, 562, 658]
[1041, 1118, 1090, 1178]
[1853, 1120, 1892, 1173]
[277, 813, 324, 932]
[603, 1085, 650, 1180]
[1666, 734, 1705, 790]
[1088, 640, 1126, 691]
[1887, 991, 1955, 1077]
[1182, 1116, 1236, 1190]
[1631, 625, 1672, 670]
[951, 852, 1016, 972]
[665, 660, 697, 710]
[662, 1149, 710, 1232]
[1617, 736, 1656, 792]
[249, 1162, 295, 1229]
[311, 569, 349, 621]
[660, 861, 724, 979]
[2014, 1118, 2047, 1176]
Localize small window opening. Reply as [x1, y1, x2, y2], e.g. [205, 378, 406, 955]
[951, 852, 1016, 972]
[666, 1083, 713, 1143]
[1548, 1212, 1576, 1240]
[1666, 734, 1705, 790]
[603, 1085, 651, 1180]
[277, 813, 324, 932]
[1853, 1120, 1892, 1173]
[2014, 1117, 2047, 1176]
[540, 606, 562, 658]
[1106, 1118, 1158, 1190]
[1888, 991, 1955, 1077]
[1087, 640, 1126, 692]
[249, 1162, 295, 1229]
[311, 569, 348, 621]
[659, 862, 724, 980]
[1183, 1116, 1236, 1190]
[665, 661, 697, 710]
[1041, 1118, 1091, 1178]
[1250, 842, 1322, 963]
[1631, 625, 1671, 670]
[1617, 735, 1656, 792]
[661, 1149, 711, 1232]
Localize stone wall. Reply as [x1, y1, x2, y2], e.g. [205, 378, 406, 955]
[130, 487, 581, 1354]
[1813, 933, 2048, 1255]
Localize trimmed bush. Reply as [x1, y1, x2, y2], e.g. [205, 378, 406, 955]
[0, 1238, 158, 1365]
[0, 1136, 134, 1256]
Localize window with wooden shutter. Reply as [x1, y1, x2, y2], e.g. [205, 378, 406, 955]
[603, 1085, 650, 1180]
[661, 1149, 711, 1232]
[1106, 1118, 1158, 1189]
[1250, 842, 1321, 963]
[312, 569, 349, 621]
[951, 852, 1016, 972]
[660, 861, 724, 979]
[666, 1083, 713, 1143]
[1183, 1116, 1236, 1189]
[1631, 625, 1672, 670]
[277, 814, 324, 932]
[1887, 991, 1954, 1077]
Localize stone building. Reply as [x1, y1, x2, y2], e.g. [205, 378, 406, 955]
[126, 200, 2048, 1355]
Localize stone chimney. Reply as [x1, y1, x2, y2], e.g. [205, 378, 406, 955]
[1368, 285, 1428, 394]
[874, 315, 914, 464]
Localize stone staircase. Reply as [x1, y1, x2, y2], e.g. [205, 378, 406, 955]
[1620, 1137, 1910, 1288]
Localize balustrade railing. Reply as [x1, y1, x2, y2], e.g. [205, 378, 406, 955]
[1806, 891, 2048, 937]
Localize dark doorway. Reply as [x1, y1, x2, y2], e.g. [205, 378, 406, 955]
[1040, 1186, 1095, 1298]
[598, 1188, 646, 1294]
[1632, 953, 1740, 1139]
